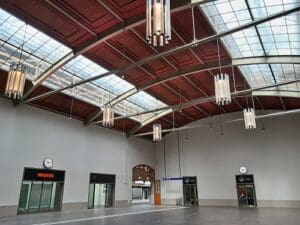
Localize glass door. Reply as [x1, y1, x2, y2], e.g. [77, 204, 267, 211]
[28, 182, 43, 212]
[183, 185, 198, 206]
[105, 184, 114, 207]
[237, 184, 257, 207]
[40, 182, 53, 210]
[246, 185, 256, 207]
[18, 181, 63, 214]
[88, 183, 114, 209]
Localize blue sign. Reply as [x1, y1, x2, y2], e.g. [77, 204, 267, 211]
[162, 177, 183, 181]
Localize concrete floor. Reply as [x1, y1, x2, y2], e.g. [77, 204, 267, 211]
[0, 205, 300, 225]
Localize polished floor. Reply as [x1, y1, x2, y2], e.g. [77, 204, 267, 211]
[1, 205, 300, 225]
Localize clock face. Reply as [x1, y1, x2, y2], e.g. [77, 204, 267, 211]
[239, 166, 247, 174]
[43, 158, 53, 169]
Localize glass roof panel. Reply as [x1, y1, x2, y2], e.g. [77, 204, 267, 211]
[0, 8, 71, 79]
[239, 64, 275, 87]
[63, 55, 134, 95]
[0, 8, 168, 122]
[201, 0, 300, 92]
[128, 91, 167, 111]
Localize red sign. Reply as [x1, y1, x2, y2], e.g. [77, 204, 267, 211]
[37, 172, 54, 179]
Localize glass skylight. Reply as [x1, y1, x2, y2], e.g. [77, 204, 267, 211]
[0, 8, 71, 79]
[0, 8, 168, 122]
[201, 0, 300, 90]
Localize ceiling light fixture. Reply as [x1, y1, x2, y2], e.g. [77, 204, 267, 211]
[146, 0, 171, 47]
[5, 24, 27, 100]
[5, 64, 26, 100]
[214, 38, 231, 105]
[214, 73, 231, 105]
[153, 123, 162, 142]
[103, 105, 114, 127]
[243, 108, 256, 130]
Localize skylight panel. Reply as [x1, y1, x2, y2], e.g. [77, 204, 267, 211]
[201, 0, 300, 90]
[201, 1, 264, 59]
[128, 91, 167, 111]
[0, 8, 170, 123]
[270, 64, 300, 84]
[239, 64, 275, 88]
[0, 8, 71, 79]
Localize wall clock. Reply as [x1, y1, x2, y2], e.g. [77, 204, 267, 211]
[239, 166, 247, 174]
[43, 158, 54, 169]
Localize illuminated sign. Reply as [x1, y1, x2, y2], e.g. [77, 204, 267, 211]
[23, 168, 65, 181]
[37, 172, 54, 179]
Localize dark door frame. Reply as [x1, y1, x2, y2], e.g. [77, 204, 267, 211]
[236, 174, 257, 208]
[182, 176, 198, 206]
[88, 173, 116, 209]
[17, 167, 65, 215]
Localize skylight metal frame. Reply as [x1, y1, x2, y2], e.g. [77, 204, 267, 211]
[0, 9, 168, 122]
[201, 0, 300, 91]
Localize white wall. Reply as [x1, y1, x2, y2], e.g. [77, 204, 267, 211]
[155, 111, 300, 207]
[0, 98, 155, 213]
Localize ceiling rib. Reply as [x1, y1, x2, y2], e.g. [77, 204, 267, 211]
[135, 108, 300, 137]
[96, 0, 124, 22]
[172, 24, 226, 113]
[21, 7, 300, 106]
[253, 90, 300, 99]
[88, 55, 299, 124]
[44, 0, 97, 36]
[95, 78, 300, 125]
[103, 40, 195, 126]
[126, 78, 300, 136]
[19, 0, 192, 103]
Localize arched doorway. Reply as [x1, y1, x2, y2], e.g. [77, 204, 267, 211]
[132, 165, 155, 204]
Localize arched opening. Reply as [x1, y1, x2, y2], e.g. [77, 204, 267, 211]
[132, 165, 155, 204]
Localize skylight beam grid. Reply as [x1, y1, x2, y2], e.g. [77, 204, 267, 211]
[89, 55, 300, 124]
[21, 6, 300, 105]
[18, 0, 193, 103]
[95, 77, 300, 124]
[126, 78, 300, 136]
[245, 0, 285, 110]
[101, 42, 192, 124]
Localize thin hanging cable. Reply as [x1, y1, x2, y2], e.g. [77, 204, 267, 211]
[69, 78, 75, 120]
[176, 131, 182, 177]
[18, 23, 27, 64]
[251, 94, 255, 110]
[121, 46, 126, 79]
[163, 138, 167, 177]
[232, 66, 237, 92]
[245, 78, 249, 108]
[70, 95, 74, 120]
[219, 107, 223, 135]
[173, 110, 175, 129]
[217, 38, 222, 74]
[191, 6, 196, 41]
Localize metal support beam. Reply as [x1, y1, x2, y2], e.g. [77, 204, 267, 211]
[88, 55, 300, 124]
[253, 90, 300, 98]
[135, 108, 300, 137]
[126, 78, 300, 136]
[231, 55, 300, 66]
[96, 0, 124, 22]
[21, 51, 75, 100]
[127, 109, 173, 136]
[191, 0, 219, 6]
[44, 0, 97, 36]
[19, 0, 192, 103]
[22, 7, 300, 105]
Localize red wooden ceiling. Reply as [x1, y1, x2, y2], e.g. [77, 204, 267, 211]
[0, 0, 299, 139]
